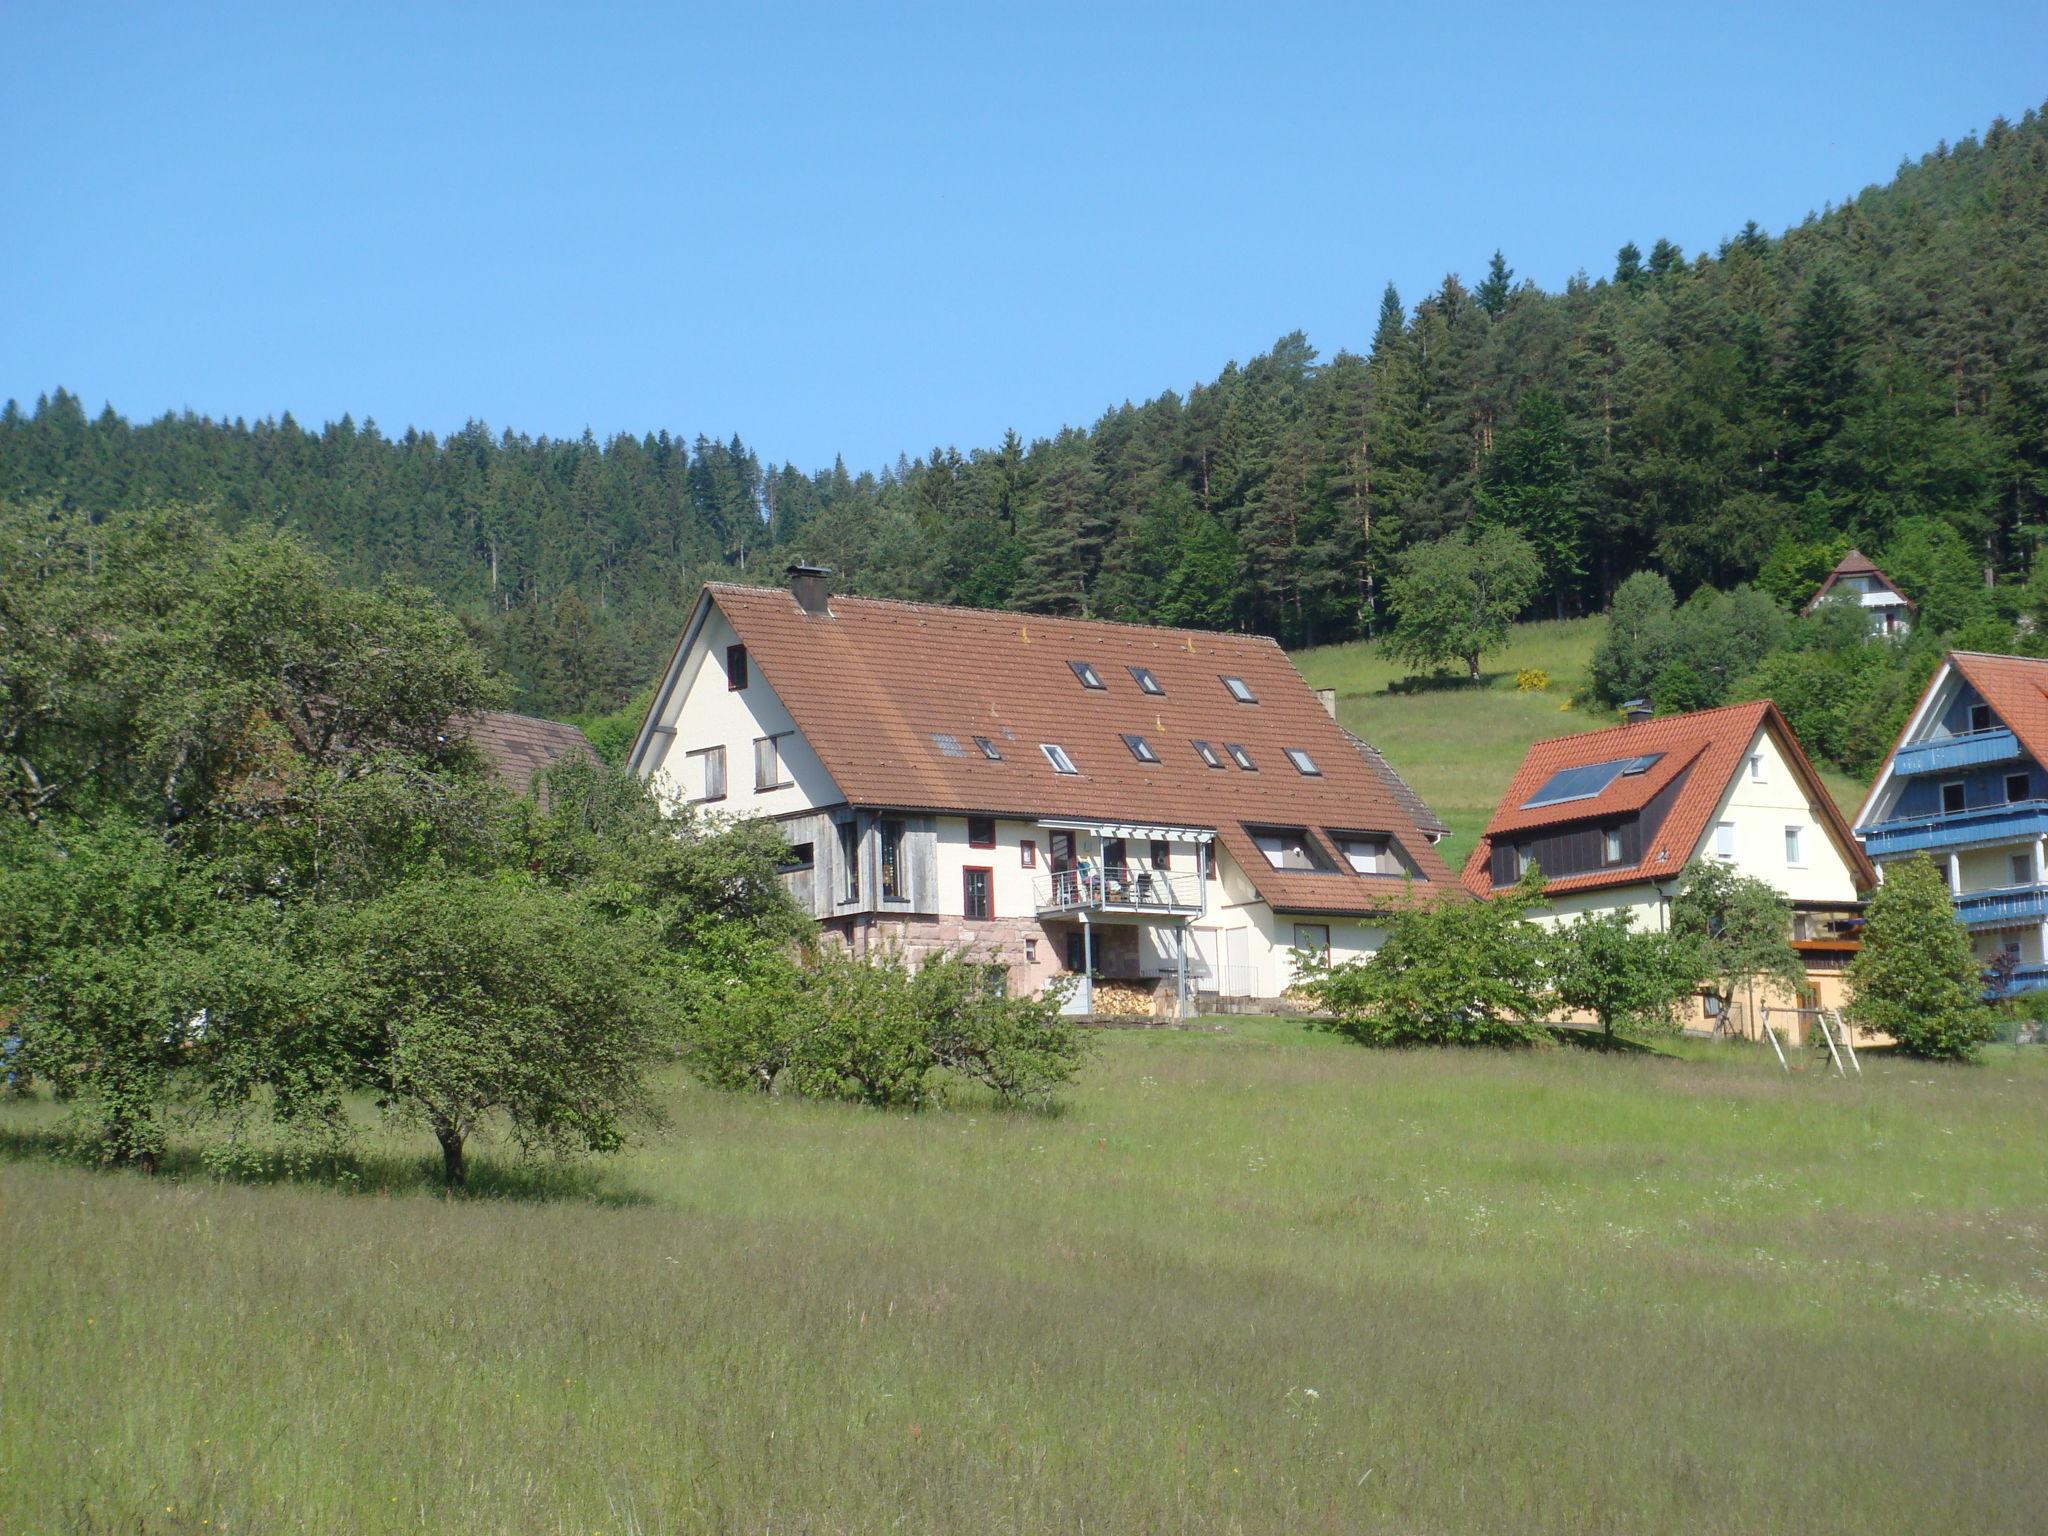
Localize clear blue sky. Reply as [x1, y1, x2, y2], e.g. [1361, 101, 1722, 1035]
[6, 2, 2045, 473]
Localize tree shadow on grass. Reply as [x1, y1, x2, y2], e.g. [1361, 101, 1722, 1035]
[0, 1122, 651, 1206]
[1540, 1025, 1667, 1055]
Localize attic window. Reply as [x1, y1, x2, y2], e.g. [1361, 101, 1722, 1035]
[1970, 703, 1994, 733]
[1248, 825, 1337, 873]
[726, 644, 748, 691]
[973, 735, 1003, 761]
[931, 732, 967, 757]
[1041, 743, 1079, 775]
[1329, 833, 1395, 875]
[1226, 743, 1256, 771]
[1193, 740, 1224, 769]
[1129, 666, 1164, 696]
[1122, 733, 1160, 764]
[1222, 675, 1257, 704]
[1069, 660, 1106, 690]
[1283, 748, 1320, 776]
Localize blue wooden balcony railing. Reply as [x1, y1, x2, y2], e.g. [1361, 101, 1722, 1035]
[1952, 884, 2048, 928]
[1890, 726, 2021, 778]
[1862, 799, 2048, 858]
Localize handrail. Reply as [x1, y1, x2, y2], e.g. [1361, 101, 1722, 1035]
[1037, 865, 1201, 913]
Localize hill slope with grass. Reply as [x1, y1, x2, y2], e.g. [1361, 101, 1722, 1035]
[1294, 620, 1870, 870]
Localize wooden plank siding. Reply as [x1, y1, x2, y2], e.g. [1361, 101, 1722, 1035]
[1488, 764, 1694, 888]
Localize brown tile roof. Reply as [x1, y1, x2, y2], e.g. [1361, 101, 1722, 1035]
[1461, 700, 1875, 898]
[1858, 650, 2048, 826]
[454, 711, 596, 800]
[700, 582, 1457, 915]
[1803, 548, 1914, 615]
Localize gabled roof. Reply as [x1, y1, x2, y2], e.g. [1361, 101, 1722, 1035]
[655, 582, 1456, 915]
[1858, 651, 2048, 826]
[1462, 700, 1874, 897]
[455, 711, 596, 800]
[1803, 549, 1914, 615]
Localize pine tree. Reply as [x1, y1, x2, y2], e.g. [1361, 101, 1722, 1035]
[1476, 250, 1514, 318]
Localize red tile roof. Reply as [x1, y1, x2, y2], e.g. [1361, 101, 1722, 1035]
[697, 582, 1457, 915]
[455, 711, 596, 800]
[1461, 700, 1874, 897]
[1858, 650, 2048, 826]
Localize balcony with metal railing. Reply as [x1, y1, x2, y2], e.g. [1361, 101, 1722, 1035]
[1951, 883, 2048, 928]
[1862, 798, 2048, 858]
[1890, 726, 2022, 778]
[1036, 865, 1203, 917]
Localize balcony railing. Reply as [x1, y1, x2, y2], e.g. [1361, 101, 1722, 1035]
[1037, 865, 1203, 916]
[1861, 799, 2048, 858]
[1952, 883, 2048, 928]
[1891, 726, 2022, 778]
[1995, 963, 2048, 997]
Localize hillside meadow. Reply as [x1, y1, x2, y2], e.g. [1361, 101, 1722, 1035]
[1293, 619, 1870, 870]
[4, 1021, 2044, 1535]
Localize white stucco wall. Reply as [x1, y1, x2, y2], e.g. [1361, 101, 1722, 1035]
[1692, 724, 1862, 903]
[1527, 883, 1669, 932]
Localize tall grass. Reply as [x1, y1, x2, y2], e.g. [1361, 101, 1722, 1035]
[4, 1025, 2044, 1534]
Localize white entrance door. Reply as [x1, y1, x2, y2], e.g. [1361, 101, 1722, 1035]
[1223, 928, 1252, 998]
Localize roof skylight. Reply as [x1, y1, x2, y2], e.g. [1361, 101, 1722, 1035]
[1122, 733, 1160, 764]
[1129, 666, 1165, 696]
[1068, 660, 1106, 690]
[1226, 743, 1256, 771]
[1520, 752, 1663, 809]
[1221, 675, 1257, 704]
[1193, 740, 1224, 769]
[1284, 748, 1321, 776]
[972, 735, 1003, 761]
[1041, 743, 1079, 775]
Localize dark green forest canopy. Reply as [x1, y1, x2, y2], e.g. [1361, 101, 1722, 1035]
[7, 107, 2047, 717]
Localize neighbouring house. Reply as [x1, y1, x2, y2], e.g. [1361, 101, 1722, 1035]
[1803, 549, 1914, 638]
[626, 564, 1457, 1013]
[1854, 650, 2048, 995]
[1464, 701, 1875, 1037]
[449, 711, 597, 802]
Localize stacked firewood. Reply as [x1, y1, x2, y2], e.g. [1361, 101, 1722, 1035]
[1089, 978, 1168, 1018]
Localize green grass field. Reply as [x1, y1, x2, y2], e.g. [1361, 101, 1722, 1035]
[1293, 621, 1870, 871]
[5, 1024, 2045, 1534]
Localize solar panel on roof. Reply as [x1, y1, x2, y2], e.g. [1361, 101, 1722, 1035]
[1621, 752, 1663, 776]
[931, 733, 967, 757]
[1521, 757, 1636, 809]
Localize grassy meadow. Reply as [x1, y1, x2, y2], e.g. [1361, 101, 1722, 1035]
[5, 1022, 2045, 1534]
[1293, 620, 1870, 870]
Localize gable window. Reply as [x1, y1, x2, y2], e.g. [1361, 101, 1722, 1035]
[1226, 743, 1256, 771]
[1970, 702, 1994, 732]
[1941, 781, 1966, 815]
[1193, 739, 1224, 769]
[967, 815, 996, 848]
[837, 820, 860, 903]
[2007, 772, 2030, 803]
[880, 819, 907, 902]
[962, 866, 993, 921]
[689, 744, 726, 802]
[1714, 821, 1736, 859]
[1041, 743, 1078, 775]
[1603, 827, 1625, 865]
[1122, 732, 1160, 763]
[1129, 665, 1164, 695]
[973, 735, 1003, 761]
[1221, 675, 1257, 704]
[1283, 747, 1320, 776]
[1515, 844, 1536, 878]
[1068, 660, 1106, 690]
[754, 734, 790, 791]
[1020, 838, 1037, 869]
[1150, 839, 1170, 870]
[725, 644, 748, 690]
[1748, 753, 1765, 782]
[1248, 825, 1337, 873]
[1783, 826, 1802, 865]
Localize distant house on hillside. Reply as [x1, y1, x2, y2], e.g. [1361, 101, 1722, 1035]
[1464, 701, 1874, 1034]
[1854, 650, 2048, 995]
[449, 711, 596, 801]
[626, 564, 1456, 1013]
[1803, 550, 1914, 637]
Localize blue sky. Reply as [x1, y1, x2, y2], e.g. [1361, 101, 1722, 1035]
[5, 2, 2045, 472]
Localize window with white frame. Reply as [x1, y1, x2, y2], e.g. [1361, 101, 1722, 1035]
[1041, 743, 1078, 774]
[1714, 821, 1735, 859]
[1603, 827, 1624, 865]
[1748, 753, 1765, 782]
[1783, 825, 1802, 865]
[1283, 747, 1321, 776]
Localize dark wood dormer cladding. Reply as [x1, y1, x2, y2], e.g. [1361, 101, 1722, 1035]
[1489, 762, 1695, 887]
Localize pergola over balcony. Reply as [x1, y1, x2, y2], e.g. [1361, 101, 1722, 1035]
[1033, 819, 1212, 918]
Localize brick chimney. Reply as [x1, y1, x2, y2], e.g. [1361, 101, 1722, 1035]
[787, 562, 833, 617]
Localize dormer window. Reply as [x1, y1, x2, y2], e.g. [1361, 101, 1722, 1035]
[1122, 733, 1160, 764]
[1041, 743, 1079, 775]
[1283, 748, 1320, 776]
[1226, 743, 1256, 771]
[1069, 660, 1106, 690]
[1221, 675, 1257, 704]
[1129, 666, 1164, 696]
[1193, 740, 1224, 769]
[973, 735, 1003, 761]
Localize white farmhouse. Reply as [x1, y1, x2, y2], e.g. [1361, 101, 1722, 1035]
[627, 565, 1457, 1011]
[1803, 550, 1914, 638]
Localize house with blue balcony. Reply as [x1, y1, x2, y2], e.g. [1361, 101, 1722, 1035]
[1854, 650, 2048, 994]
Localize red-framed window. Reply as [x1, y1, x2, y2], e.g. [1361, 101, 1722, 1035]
[1020, 839, 1037, 869]
[967, 814, 996, 848]
[963, 866, 994, 921]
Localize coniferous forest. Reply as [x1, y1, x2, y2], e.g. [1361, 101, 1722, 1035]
[5, 108, 2047, 722]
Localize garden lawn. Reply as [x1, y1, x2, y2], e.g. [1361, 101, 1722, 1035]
[4, 1024, 2044, 1535]
[1293, 619, 1869, 870]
